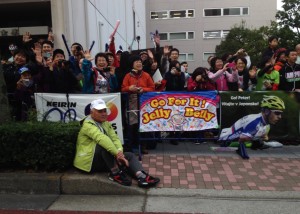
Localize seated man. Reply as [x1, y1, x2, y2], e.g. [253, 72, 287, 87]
[219, 95, 285, 159]
[74, 98, 160, 187]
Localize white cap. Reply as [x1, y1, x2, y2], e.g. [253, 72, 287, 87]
[90, 98, 107, 110]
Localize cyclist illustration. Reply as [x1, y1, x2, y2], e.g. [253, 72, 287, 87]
[219, 95, 285, 159]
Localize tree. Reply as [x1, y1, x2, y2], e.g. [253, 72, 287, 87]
[215, 21, 300, 66]
[215, 22, 266, 66]
[276, 0, 300, 37]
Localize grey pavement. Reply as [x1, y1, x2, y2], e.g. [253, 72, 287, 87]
[1, 141, 300, 213]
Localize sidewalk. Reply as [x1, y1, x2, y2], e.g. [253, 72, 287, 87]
[1, 141, 300, 213]
[1, 141, 300, 193]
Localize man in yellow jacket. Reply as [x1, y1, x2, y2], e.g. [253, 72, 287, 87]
[74, 98, 160, 187]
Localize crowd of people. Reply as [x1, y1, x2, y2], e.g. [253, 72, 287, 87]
[1, 32, 300, 140]
[1, 31, 299, 186]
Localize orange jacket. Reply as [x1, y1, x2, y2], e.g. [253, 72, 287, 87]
[121, 71, 155, 93]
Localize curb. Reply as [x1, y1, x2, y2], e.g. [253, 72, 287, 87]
[0, 172, 145, 195]
[0, 173, 62, 194]
[148, 188, 300, 200]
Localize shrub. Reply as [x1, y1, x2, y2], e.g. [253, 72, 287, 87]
[0, 121, 80, 171]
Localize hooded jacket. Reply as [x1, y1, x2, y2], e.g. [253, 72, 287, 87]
[73, 115, 123, 172]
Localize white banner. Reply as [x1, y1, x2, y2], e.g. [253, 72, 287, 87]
[35, 93, 124, 143]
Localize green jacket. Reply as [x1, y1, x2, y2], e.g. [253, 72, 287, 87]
[73, 115, 123, 172]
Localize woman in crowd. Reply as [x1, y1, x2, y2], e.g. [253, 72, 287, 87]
[207, 57, 238, 91]
[121, 55, 155, 153]
[187, 67, 216, 91]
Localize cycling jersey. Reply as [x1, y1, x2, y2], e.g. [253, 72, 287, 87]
[219, 113, 270, 141]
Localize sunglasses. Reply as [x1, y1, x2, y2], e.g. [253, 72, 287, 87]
[271, 110, 283, 116]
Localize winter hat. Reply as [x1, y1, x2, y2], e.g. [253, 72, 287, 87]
[52, 49, 65, 60]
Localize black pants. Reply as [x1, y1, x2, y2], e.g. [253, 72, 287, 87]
[91, 144, 143, 175]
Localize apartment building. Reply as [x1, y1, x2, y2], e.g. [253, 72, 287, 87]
[146, 0, 277, 71]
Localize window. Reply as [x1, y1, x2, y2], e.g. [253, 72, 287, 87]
[170, 10, 186, 18]
[179, 53, 194, 62]
[151, 9, 195, 19]
[151, 11, 168, 19]
[159, 33, 168, 41]
[203, 53, 216, 61]
[204, 9, 221, 16]
[159, 32, 194, 41]
[203, 30, 229, 39]
[204, 31, 221, 39]
[204, 7, 249, 17]
[243, 8, 249, 15]
[222, 30, 229, 38]
[170, 32, 186, 40]
[188, 32, 194, 39]
[223, 8, 240, 16]
[187, 10, 194, 18]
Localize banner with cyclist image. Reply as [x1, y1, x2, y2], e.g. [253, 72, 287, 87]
[139, 91, 219, 132]
[35, 93, 124, 142]
[219, 91, 300, 141]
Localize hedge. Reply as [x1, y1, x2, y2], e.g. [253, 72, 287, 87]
[0, 121, 80, 171]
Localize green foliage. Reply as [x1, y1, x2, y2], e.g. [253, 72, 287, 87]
[215, 20, 300, 66]
[0, 121, 80, 171]
[215, 22, 266, 66]
[276, 0, 300, 36]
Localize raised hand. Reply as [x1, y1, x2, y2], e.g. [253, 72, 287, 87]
[47, 31, 54, 42]
[147, 49, 154, 60]
[32, 42, 43, 64]
[23, 32, 32, 43]
[83, 50, 94, 61]
[163, 45, 170, 56]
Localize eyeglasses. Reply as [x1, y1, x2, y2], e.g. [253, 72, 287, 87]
[271, 110, 283, 116]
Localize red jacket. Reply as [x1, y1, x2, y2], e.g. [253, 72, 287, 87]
[121, 71, 155, 93]
[187, 77, 216, 91]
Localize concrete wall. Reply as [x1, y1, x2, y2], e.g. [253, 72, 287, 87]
[51, 0, 146, 57]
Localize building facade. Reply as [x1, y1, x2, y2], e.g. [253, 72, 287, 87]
[146, 0, 277, 71]
[0, 0, 146, 59]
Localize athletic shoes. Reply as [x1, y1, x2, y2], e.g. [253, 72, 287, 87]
[108, 171, 132, 186]
[138, 171, 160, 188]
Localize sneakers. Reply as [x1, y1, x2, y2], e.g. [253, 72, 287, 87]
[108, 170, 132, 186]
[137, 171, 160, 188]
[251, 140, 270, 150]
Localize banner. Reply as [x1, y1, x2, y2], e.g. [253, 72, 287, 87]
[139, 91, 219, 132]
[35, 93, 124, 142]
[219, 91, 300, 140]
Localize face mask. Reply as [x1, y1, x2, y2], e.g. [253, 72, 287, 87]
[22, 79, 33, 87]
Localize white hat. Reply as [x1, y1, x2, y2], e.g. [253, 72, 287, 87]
[90, 99, 107, 110]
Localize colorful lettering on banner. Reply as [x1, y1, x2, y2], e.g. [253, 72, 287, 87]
[139, 91, 219, 132]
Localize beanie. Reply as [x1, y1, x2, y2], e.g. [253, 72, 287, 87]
[52, 49, 65, 60]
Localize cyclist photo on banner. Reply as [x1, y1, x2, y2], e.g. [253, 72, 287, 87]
[219, 94, 285, 159]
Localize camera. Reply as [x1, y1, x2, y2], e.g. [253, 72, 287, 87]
[104, 67, 111, 72]
[175, 67, 181, 72]
[57, 59, 70, 69]
[76, 45, 82, 52]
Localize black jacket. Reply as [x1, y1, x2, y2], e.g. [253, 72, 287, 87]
[279, 63, 300, 91]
